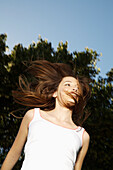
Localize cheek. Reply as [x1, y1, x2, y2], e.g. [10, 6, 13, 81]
[63, 87, 70, 92]
[58, 88, 68, 100]
[59, 86, 67, 93]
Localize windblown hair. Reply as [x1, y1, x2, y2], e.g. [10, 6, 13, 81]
[12, 60, 91, 125]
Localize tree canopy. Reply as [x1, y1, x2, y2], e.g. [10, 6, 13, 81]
[0, 34, 113, 170]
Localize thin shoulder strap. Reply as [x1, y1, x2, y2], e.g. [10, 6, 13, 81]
[76, 127, 85, 147]
[34, 108, 41, 119]
[28, 108, 40, 127]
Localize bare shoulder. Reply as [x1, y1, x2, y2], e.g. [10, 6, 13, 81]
[24, 108, 34, 119]
[83, 130, 90, 146]
[23, 109, 35, 128]
[74, 130, 90, 169]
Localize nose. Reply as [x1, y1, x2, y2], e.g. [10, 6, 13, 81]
[72, 86, 79, 92]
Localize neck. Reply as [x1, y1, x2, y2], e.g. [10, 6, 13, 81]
[52, 101, 73, 122]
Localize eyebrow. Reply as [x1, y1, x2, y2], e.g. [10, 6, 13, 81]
[64, 81, 72, 83]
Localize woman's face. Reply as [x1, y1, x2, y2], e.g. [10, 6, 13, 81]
[54, 76, 83, 107]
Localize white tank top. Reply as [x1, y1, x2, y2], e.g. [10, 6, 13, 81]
[21, 108, 85, 170]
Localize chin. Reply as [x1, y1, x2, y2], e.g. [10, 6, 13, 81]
[66, 100, 76, 107]
[68, 98, 75, 103]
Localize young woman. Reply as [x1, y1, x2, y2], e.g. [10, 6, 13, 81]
[1, 60, 91, 170]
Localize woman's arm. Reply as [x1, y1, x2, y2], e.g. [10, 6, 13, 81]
[74, 131, 90, 170]
[1, 109, 34, 170]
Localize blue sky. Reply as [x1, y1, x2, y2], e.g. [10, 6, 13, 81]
[0, 0, 113, 78]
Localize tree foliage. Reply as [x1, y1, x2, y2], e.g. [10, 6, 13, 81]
[0, 34, 113, 170]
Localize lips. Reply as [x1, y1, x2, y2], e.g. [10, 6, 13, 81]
[71, 92, 80, 97]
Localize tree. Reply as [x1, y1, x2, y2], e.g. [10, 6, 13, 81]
[83, 70, 113, 170]
[0, 34, 113, 170]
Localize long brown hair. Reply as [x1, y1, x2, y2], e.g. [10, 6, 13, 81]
[12, 60, 91, 125]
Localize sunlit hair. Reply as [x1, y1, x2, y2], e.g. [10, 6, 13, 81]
[12, 60, 91, 125]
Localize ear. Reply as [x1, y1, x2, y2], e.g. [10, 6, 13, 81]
[52, 91, 57, 98]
